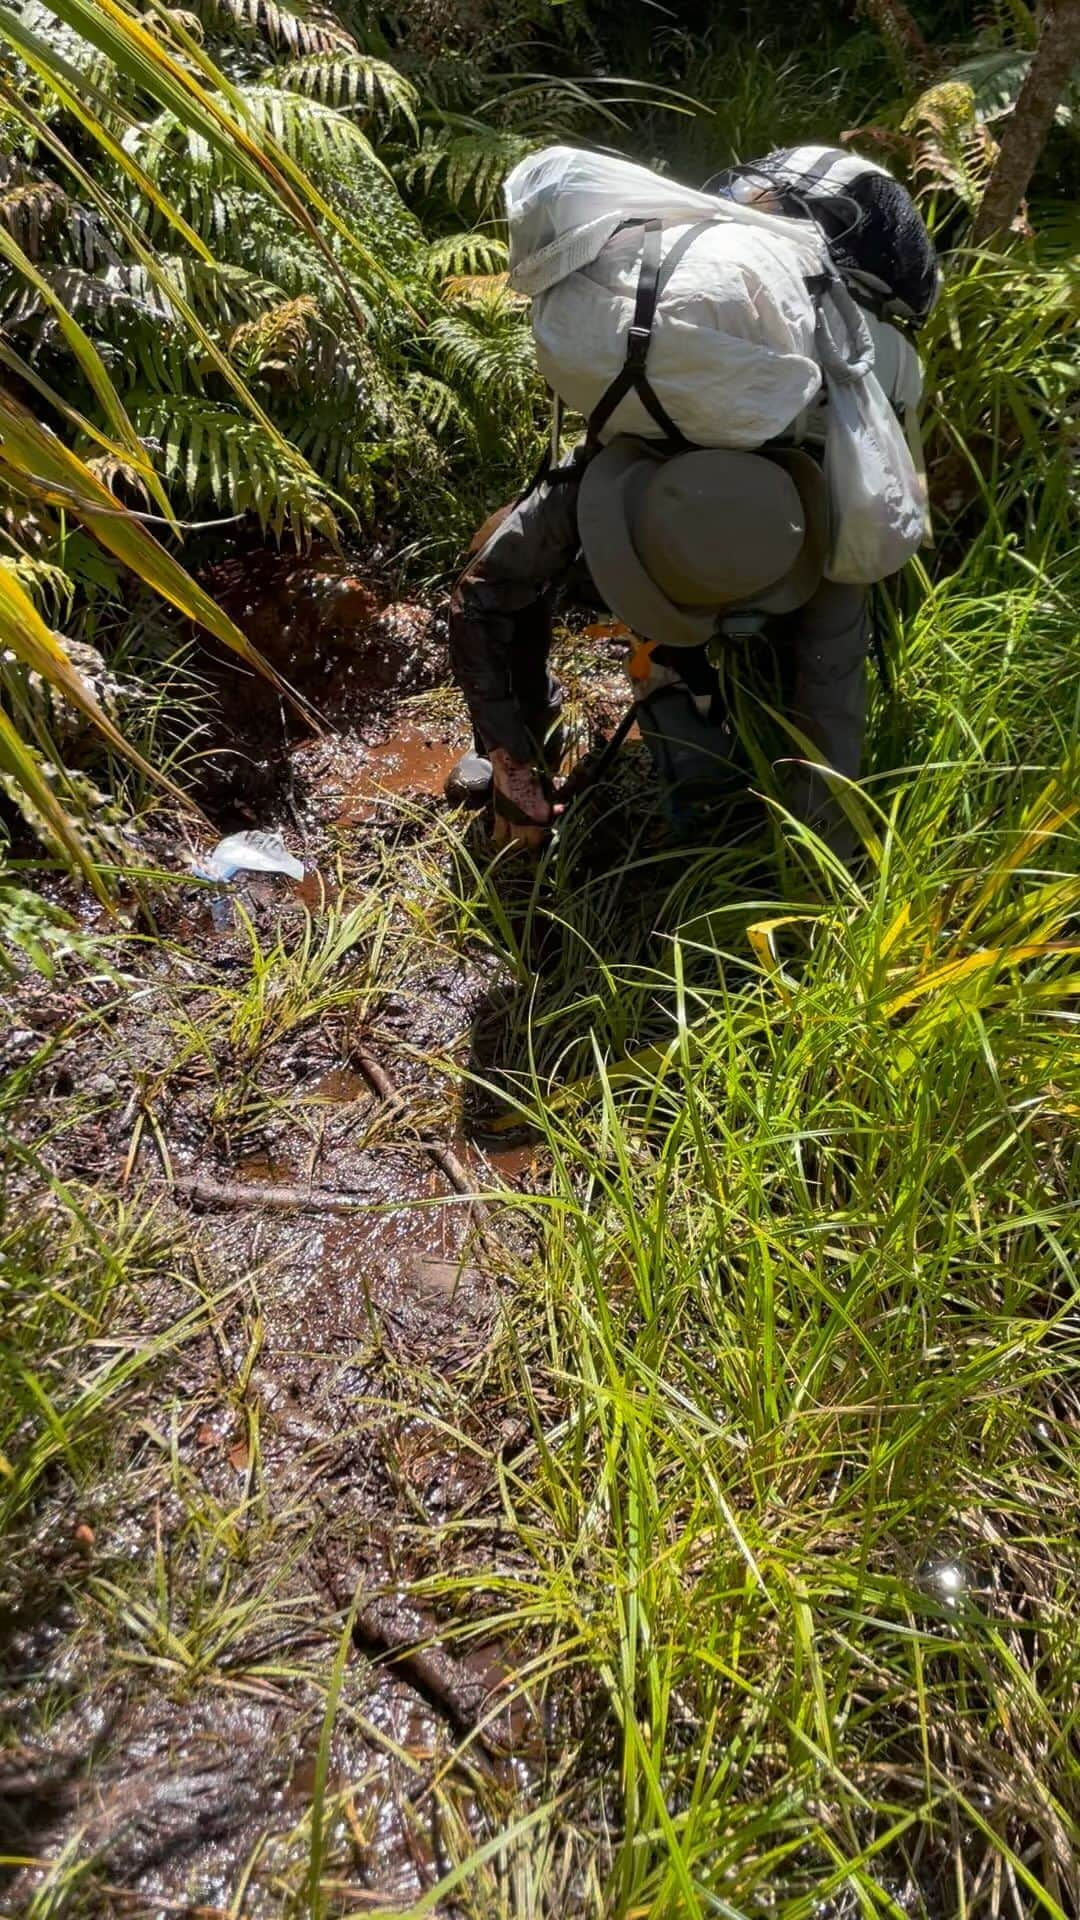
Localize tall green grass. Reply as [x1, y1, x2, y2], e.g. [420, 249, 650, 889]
[393, 249, 1080, 1914]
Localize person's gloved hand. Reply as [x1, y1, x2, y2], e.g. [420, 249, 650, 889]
[490, 748, 554, 852]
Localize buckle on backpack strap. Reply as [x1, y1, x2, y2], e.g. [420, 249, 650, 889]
[626, 323, 652, 368]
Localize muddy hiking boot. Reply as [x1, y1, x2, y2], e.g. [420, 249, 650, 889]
[445, 707, 565, 811]
[445, 748, 494, 808]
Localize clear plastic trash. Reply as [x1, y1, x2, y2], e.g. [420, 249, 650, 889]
[193, 829, 305, 884]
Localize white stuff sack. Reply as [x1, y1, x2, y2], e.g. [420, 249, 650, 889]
[506, 145, 727, 296]
[815, 283, 927, 583]
[532, 219, 827, 449]
[506, 145, 830, 450]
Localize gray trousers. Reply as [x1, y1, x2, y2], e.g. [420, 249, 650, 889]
[635, 579, 870, 854]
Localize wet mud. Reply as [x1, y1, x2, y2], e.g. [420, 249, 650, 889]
[0, 616, 555, 1914]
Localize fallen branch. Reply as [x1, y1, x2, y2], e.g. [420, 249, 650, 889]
[172, 1173, 381, 1215]
[171, 1051, 494, 1245]
[317, 1546, 536, 1760]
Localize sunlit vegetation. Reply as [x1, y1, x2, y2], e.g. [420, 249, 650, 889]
[1, 0, 1078, 1914]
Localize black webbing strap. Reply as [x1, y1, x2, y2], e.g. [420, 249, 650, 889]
[869, 585, 893, 697]
[586, 218, 689, 451]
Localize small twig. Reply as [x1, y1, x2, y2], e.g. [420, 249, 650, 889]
[351, 1044, 492, 1234]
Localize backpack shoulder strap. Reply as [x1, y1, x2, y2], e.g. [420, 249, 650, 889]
[585, 218, 695, 452]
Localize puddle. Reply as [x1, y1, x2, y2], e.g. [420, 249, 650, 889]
[343, 725, 464, 823]
[304, 1066, 368, 1104]
[463, 1138, 538, 1187]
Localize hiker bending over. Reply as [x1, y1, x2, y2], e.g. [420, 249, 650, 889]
[447, 147, 938, 855]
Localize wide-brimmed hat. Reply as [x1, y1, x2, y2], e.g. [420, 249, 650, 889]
[577, 438, 827, 648]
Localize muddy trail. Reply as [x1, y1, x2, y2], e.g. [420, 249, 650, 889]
[0, 559, 639, 1918]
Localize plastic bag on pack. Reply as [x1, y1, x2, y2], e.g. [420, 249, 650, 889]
[506, 146, 723, 296]
[816, 283, 927, 583]
[530, 216, 825, 449]
[506, 144, 824, 298]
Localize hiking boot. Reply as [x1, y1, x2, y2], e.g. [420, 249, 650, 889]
[445, 749, 493, 808]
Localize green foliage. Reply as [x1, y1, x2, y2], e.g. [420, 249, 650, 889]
[188, 0, 353, 56]
[0, 868, 100, 973]
[280, 47, 419, 127]
[402, 124, 534, 215]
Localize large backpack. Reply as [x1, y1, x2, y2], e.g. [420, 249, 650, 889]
[505, 146, 928, 585]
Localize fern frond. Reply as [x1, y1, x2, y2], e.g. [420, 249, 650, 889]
[404, 370, 474, 439]
[213, 201, 335, 285]
[129, 87, 385, 191]
[286, 387, 435, 499]
[147, 254, 286, 325]
[81, 450, 153, 506]
[441, 270, 516, 306]
[0, 478, 57, 558]
[187, 0, 355, 55]
[426, 301, 538, 407]
[279, 53, 419, 132]
[0, 162, 117, 270]
[425, 230, 508, 278]
[289, 421, 375, 509]
[2, 262, 168, 329]
[230, 293, 318, 378]
[18, 0, 126, 116]
[974, 0, 1037, 50]
[235, 86, 385, 170]
[402, 128, 533, 215]
[143, 6, 207, 47]
[0, 554, 74, 623]
[0, 177, 63, 262]
[904, 81, 999, 210]
[131, 394, 335, 537]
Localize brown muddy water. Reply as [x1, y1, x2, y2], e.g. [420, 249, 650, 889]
[1, 677, 552, 1917]
[341, 726, 463, 824]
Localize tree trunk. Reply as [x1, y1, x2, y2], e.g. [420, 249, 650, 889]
[972, 0, 1080, 243]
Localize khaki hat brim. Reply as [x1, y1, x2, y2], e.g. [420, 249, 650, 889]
[578, 439, 716, 649]
[578, 437, 828, 646]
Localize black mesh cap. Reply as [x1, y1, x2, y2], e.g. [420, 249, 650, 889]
[704, 147, 939, 327]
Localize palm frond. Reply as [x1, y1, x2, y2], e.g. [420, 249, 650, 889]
[279, 52, 419, 132]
